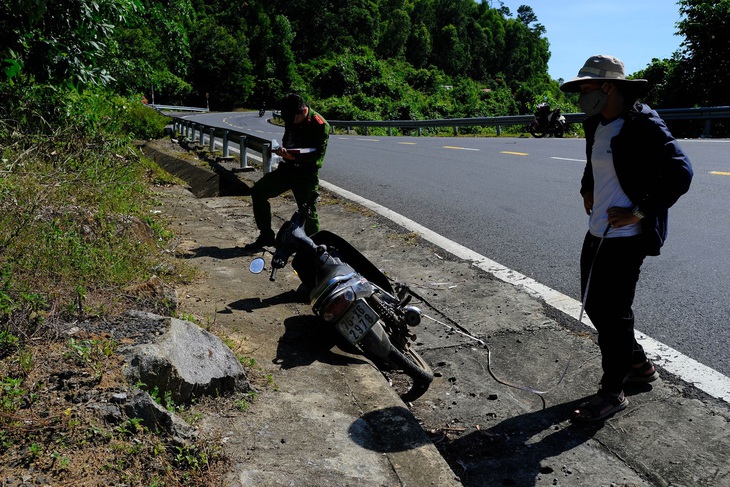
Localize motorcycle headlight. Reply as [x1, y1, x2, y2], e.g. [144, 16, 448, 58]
[321, 287, 355, 322]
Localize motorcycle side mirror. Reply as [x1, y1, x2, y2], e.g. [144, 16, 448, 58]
[249, 257, 266, 274]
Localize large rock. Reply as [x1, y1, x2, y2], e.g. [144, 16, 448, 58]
[120, 313, 249, 404]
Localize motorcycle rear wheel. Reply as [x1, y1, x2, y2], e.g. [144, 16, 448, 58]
[529, 123, 547, 138]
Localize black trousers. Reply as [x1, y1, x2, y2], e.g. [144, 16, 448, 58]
[580, 231, 648, 394]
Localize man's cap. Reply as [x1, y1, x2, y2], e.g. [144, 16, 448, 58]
[560, 54, 648, 93]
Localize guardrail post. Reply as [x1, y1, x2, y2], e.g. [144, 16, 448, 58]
[222, 130, 229, 157]
[190, 124, 197, 142]
[453, 126, 458, 136]
[198, 125, 205, 145]
[239, 135, 248, 170]
[262, 143, 272, 173]
[497, 125, 502, 136]
[703, 120, 712, 138]
[418, 127, 423, 136]
[388, 127, 392, 136]
[209, 127, 216, 152]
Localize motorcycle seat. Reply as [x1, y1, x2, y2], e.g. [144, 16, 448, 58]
[310, 264, 357, 307]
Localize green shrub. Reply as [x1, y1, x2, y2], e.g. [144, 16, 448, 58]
[0, 82, 184, 329]
[119, 96, 171, 139]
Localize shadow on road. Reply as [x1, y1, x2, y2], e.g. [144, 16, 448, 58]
[435, 399, 604, 486]
[185, 245, 260, 260]
[272, 315, 371, 371]
[228, 289, 307, 313]
[349, 406, 434, 453]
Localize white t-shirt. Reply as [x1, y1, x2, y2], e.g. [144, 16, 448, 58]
[588, 118, 641, 238]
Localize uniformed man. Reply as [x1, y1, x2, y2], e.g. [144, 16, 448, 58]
[245, 93, 330, 250]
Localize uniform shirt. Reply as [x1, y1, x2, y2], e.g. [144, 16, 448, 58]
[282, 108, 330, 170]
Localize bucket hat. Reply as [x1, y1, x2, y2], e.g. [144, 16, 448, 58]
[560, 54, 647, 93]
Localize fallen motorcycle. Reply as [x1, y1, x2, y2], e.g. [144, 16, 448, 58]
[249, 193, 433, 402]
[528, 102, 566, 138]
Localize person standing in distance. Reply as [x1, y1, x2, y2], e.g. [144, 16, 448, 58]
[560, 55, 693, 422]
[245, 93, 330, 250]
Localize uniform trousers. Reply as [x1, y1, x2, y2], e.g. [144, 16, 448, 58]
[251, 165, 320, 237]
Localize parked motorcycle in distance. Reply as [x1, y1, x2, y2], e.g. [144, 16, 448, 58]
[529, 102, 566, 138]
[249, 193, 434, 402]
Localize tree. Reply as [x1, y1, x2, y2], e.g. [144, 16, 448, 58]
[676, 0, 730, 107]
[405, 22, 432, 68]
[0, 0, 137, 87]
[633, 55, 685, 108]
[188, 16, 254, 110]
[516, 5, 544, 35]
[110, 0, 195, 102]
[377, 5, 411, 59]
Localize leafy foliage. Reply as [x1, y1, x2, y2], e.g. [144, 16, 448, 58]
[632, 0, 730, 136]
[2, 0, 722, 124]
[99, 0, 561, 114]
[0, 0, 138, 87]
[0, 82, 179, 328]
[676, 0, 730, 108]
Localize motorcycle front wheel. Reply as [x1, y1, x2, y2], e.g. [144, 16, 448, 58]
[385, 346, 433, 402]
[528, 122, 547, 138]
[358, 323, 434, 402]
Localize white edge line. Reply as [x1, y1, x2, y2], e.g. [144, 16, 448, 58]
[551, 157, 585, 162]
[320, 180, 730, 403]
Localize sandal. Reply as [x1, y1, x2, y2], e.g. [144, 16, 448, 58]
[624, 360, 659, 384]
[572, 390, 628, 422]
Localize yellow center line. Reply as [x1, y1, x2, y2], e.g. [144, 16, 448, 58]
[398, 142, 416, 145]
[710, 171, 730, 176]
[443, 146, 480, 151]
[356, 138, 379, 142]
[501, 151, 529, 156]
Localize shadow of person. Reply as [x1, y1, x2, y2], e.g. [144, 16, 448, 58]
[348, 406, 433, 453]
[272, 315, 371, 371]
[435, 398, 605, 486]
[227, 289, 307, 313]
[185, 245, 262, 260]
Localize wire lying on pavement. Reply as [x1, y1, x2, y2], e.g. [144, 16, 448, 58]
[405, 285, 573, 410]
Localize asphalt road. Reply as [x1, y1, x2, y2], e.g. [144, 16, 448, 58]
[184, 111, 730, 378]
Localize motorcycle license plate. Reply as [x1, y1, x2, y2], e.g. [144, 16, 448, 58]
[336, 300, 379, 344]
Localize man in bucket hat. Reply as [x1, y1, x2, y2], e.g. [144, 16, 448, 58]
[560, 55, 693, 421]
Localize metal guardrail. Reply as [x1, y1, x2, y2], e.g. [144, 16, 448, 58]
[328, 106, 730, 138]
[151, 104, 209, 113]
[169, 106, 730, 174]
[171, 116, 276, 172]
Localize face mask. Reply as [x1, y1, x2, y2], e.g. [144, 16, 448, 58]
[579, 89, 608, 116]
